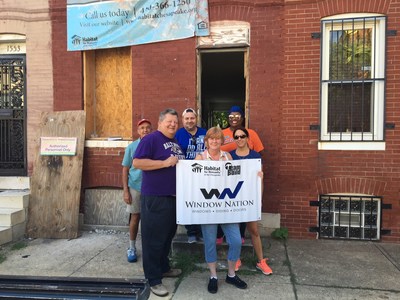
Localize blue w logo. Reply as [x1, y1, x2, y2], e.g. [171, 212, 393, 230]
[200, 181, 244, 200]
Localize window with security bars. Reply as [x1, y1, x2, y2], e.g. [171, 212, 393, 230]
[320, 14, 386, 142]
[319, 195, 381, 240]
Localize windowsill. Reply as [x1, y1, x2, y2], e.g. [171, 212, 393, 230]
[318, 142, 385, 151]
[85, 139, 131, 148]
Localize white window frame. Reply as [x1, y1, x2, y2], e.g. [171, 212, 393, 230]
[319, 14, 386, 150]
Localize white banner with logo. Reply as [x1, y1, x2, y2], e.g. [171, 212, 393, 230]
[176, 159, 262, 225]
[67, 0, 209, 51]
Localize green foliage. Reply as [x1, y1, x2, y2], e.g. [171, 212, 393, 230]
[172, 252, 203, 277]
[212, 111, 229, 128]
[11, 241, 27, 251]
[271, 227, 289, 240]
[0, 253, 5, 264]
[330, 28, 372, 81]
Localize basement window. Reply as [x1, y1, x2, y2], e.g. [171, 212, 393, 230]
[319, 194, 381, 240]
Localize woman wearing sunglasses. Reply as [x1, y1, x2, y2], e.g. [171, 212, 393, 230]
[195, 127, 248, 294]
[230, 127, 273, 276]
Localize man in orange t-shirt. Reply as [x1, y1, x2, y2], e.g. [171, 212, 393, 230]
[220, 106, 264, 154]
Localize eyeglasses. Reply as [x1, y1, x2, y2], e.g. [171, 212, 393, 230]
[234, 135, 247, 140]
[229, 114, 241, 119]
[190, 136, 197, 145]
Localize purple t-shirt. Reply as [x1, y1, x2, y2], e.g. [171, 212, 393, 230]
[134, 130, 184, 196]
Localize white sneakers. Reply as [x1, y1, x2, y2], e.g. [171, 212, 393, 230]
[150, 284, 168, 296]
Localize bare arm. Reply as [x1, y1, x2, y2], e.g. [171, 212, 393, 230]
[122, 166, 132, 204]
[133, 156, 179, 171]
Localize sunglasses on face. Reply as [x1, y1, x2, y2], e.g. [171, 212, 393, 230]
[234, 134, 247, 140]
[228, 115, 241, 119]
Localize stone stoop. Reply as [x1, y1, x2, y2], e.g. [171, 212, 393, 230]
[172, 234, 255, 259]
[172, 212, 281, 260]
[0, 190, 30, 245]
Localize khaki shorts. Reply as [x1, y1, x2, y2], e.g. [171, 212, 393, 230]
[126, 187, 141, 214]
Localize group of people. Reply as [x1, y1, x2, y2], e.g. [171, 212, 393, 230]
[121, 106, 272, 297]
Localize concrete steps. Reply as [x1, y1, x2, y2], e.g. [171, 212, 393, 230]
[172, 234, 255, 258]
[0, 190, 30, 245]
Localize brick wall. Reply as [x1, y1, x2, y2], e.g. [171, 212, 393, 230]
[49, 0, 82, 111]
[130, 38, 198, 123]
[82, 147, 125, 189]
[49, 0, 400, 241]
[280, 0, 400, 241]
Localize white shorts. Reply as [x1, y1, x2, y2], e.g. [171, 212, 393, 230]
[126, 187, 141, 214]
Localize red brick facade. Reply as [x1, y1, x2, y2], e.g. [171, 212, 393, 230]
[50, 0, 400, 242]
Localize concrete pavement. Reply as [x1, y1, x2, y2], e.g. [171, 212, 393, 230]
[0, 230, 399, 299]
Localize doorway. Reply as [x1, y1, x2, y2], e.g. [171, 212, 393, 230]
[0, 55, 27, 176]
[198, 49, 248, 129]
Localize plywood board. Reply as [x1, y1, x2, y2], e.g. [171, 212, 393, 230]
[83, 189, 129, 226]
[95, 47, 132, 138]
[26, 111, 85, 239]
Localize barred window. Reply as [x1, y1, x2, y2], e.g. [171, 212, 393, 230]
[320, 14, 386, 142]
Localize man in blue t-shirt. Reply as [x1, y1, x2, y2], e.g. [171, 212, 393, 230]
[175, 108, 206, 243]
[133, 108, 185, 298]
[121, 118, 152, 263]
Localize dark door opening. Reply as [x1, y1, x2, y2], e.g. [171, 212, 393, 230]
[199, 50, 246, 129]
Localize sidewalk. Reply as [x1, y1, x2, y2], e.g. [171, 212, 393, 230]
[0, 230, 399, 299]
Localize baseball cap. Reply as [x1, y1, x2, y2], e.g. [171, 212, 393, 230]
[137, 118, 151, 127]
[182, 108, 197, 117]
[229, 106, 244, 115]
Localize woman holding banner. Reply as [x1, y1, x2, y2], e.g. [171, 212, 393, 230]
[195, 126, 248, 294]
[230, 127, 273, 276]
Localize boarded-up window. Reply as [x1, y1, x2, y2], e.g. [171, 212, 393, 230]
[84, 47, 132, 139]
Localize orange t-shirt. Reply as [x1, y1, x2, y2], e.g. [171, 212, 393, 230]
[220, 127, 264, 153]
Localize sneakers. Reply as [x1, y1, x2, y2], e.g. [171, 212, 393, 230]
[150, 284, 168, 296]
[256, 258, 273, 275]
[207, 277, 218, 294]
[162, 268, 182, 278]
[188, 235, 197, 243]
[225, 274, 247, 289]
[126, 248, 137, 263]
[216, 236, 224, 245]
[235, 259, 242, 271]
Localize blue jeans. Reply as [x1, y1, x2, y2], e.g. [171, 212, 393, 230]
[201, 223, 241, 263]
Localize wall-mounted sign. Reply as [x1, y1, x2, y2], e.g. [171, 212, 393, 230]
[66, 0, 209, 51]
[40, 137, 78, 156]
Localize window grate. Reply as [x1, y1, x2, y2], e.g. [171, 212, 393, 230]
[320, 15, 386, 142]
[318, 194, 381, 240]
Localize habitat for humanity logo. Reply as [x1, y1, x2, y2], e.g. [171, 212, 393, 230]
[191, 163, 203, 173]
[201, 181, 244, 199]
[71, 35, 98, 46]
[225, 162, 241, 176]
[191, 162, 221, 176]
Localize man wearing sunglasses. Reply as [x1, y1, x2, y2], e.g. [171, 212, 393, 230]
[220, 105, 264, 154]
[175, 108, 207, 243]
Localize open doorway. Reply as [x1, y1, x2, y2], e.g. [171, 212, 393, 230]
[198, 49, 248, 129]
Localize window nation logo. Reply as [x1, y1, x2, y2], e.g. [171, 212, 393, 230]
[200, 181, 244, 200]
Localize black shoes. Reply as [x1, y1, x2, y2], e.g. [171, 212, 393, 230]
[225, 274, 248, 289]
[208, 278, 218, 294]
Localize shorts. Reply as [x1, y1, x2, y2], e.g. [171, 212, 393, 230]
[126, 187, 141, 214]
